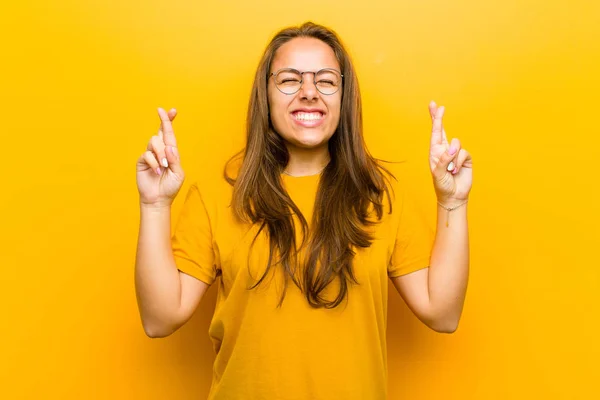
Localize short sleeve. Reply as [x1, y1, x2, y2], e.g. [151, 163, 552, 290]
[388, 185, 434, 278]
[171, 183, 218, 285]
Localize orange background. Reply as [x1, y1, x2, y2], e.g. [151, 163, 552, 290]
[1, 0, 598, 398]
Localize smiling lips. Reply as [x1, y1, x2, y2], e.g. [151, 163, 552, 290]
[291, 110, 325, 127]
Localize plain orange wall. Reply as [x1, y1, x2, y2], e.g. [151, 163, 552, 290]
[1, 0, 598, 399]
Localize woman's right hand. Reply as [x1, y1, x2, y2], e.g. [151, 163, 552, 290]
[136, 107, 186, 208]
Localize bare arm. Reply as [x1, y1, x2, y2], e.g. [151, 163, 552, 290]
[391, 202, 469, 333]
[391, 101, 471, 333]
[135, 204, 209, 338]
[134, 107, 210, 338]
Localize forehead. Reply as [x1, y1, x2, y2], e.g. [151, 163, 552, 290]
[271, 37, 340, 72]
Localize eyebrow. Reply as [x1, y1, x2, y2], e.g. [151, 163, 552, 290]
[270, 67, 343, 73]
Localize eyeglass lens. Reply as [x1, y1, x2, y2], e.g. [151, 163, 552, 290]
[274, 69, 342, 95]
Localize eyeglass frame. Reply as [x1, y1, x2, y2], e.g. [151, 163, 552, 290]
[268, 67, 344, 96]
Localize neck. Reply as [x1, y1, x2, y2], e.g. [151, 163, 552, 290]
[283, 144, 330, 177]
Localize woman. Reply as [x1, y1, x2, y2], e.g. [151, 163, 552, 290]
[135, 22, 472, 400]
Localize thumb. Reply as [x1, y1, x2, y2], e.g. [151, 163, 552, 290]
[433, 148, 456, 180]
[165, 145, 183, 176]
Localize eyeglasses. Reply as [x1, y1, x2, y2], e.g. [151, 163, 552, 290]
[269, 68, 343, 95]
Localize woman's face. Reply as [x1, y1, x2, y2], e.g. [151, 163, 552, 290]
[267, 37, 342, 150]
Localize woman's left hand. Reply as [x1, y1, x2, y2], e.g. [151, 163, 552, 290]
[428, 101, 473, 202]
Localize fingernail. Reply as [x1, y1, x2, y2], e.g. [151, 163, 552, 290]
[171, 146, 179, 160]
[156, 167, 162, 176]
[448, 146, 457, 155]
[452, 167, 458, 174]
[447, 161, 455, 171]
[161, 158, 169, 168]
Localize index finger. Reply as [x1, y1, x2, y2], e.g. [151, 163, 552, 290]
[429, 102, 449, 145]
[158, 107, 178, 147]
[430, 105, 445, 146]
[157, 109, 177, 140]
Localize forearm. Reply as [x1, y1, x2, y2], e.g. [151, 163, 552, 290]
[428, 200, 470, 331]
[135, 204, 182, 335]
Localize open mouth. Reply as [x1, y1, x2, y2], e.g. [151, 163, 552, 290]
[291, 111, 325, 121]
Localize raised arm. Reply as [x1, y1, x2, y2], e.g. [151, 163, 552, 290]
[134, 107, 209, 338]
[135, 204, 210, 338]
[391, 101, 472, 333]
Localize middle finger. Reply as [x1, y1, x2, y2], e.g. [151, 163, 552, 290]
[156, 108, 177, 141]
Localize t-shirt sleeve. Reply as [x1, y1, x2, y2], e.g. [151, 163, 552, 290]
[171, 183, 218, 285]
[388, 185, 434, 278]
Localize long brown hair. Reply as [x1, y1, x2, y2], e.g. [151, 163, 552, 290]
[224, 21, 396, 309]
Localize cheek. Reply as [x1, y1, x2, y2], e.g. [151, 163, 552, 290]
[267, 93, 289, 132]
[328, 99, 342, 123]
[268, 88, 285, 111]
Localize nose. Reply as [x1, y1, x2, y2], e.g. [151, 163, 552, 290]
[298, 72, 319, 101]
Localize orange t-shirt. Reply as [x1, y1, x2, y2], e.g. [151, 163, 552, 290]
[171, 162, 434, 399]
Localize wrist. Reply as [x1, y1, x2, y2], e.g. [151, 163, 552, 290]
[436, 197, 468, 228]
[437, 197, 469, 209]
[140, 201, 172, 213]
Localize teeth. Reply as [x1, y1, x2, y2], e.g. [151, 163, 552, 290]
[294, 112, 322, 121]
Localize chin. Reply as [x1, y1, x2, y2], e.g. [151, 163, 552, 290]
[291, 128, 332, 146]
[290, 135, 329, 149]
